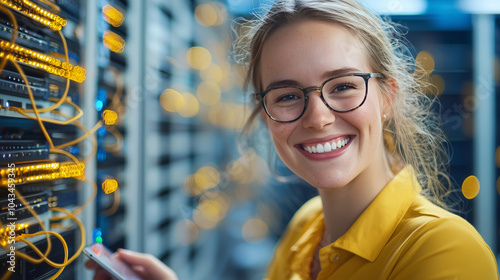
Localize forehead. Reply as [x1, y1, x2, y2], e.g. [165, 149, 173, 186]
[259, 19, 369, 87]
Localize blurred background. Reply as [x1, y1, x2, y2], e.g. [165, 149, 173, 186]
[0, 0, 499, 279]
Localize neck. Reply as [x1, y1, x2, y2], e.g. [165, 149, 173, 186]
[318, 160, 394, 244]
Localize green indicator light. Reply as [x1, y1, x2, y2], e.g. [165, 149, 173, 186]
[96, 236, 103, 244]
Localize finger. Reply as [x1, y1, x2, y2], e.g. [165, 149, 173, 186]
[93, 267, 114, 280]
[116, 249, 154, 267]
[85, 259, 99, 270]
[117, 249, 178, 280]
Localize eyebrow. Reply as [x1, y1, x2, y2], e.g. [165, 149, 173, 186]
[264, 67, 362, 90]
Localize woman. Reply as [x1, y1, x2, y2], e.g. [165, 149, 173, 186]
[88, 0, 499, 279]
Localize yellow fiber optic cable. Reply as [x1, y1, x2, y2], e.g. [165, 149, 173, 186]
[0, 4, 17, 73]
[109, 66, 124, 107]
[51, 110, 98, 164]
[50, 148, 80, 164]
[21, 29, 73, 114]
[103, 187, 120, 216]
[4, 97, 84, 125]
[38, 0, 61, 14]
[49, 207, 86, 264]
[1, 0, 67, 31]
[50, 178, 97, 221]
[0, 270, 12, 280]
[18, 204, 86, 268]
[6, 188, 53, 262]
[104, 125, 123, 153]
[9, 58, 54, 148]
[5, 200, 86, 276]
[55, 121, 103, 149]
[17, 231, 68, 267]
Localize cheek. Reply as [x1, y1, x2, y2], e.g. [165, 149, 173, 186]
[267, 122, 295, 151]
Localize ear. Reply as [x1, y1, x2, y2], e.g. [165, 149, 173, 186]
[381, 78, 398, 119]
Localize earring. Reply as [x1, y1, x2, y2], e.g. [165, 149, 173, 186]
[383, 114, 387, 119]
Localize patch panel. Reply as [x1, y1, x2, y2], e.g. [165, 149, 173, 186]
[1, 0, 67, 31]
[0, 139, 50, 165]
[0, 213, 49, 250]
[0, 191, 49, 224]
[0, 68, 49, 100]
[0, 18, 49, 53]
[0, 95, 76, 121]
[0, 161, 85, 186]
[0, 228, 77, 280]
[48, 185, 79, 208]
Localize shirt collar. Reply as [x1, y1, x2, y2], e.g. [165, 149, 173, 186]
[332, 166, 421, 261]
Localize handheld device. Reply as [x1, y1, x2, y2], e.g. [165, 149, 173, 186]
[83, 243, 142, 280]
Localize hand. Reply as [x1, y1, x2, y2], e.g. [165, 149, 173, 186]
[85, 248, 178, 280]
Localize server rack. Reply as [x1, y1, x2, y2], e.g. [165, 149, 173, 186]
[0, 0, 86, 279]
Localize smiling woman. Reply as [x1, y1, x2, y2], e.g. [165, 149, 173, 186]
[234, 0, 499, 279]
[85, 0, 499, 279]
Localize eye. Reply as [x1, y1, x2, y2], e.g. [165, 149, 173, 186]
[266, 87, 304, 105]
[275, 93, 301, 103]
[332, 83, 356, 92]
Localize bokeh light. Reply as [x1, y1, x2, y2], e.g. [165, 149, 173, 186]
[184, 174, 204, 196]
[194, 166, 221, 191]
[174, 219, 199, 246]
[429, 74, 445, 96]
[194, 2, 227, 26]
[242, 218, 268, 243]
[200, 63, 223, 83]
[186, 47, 212, 70]
[416, 51, 435, 74]
[178, 93, 199, 118]
[197, 81, 221, 106]
[160, 89, 185, 113]
[207, 103, 251, 130]
[200, 191, 230, 213]
[228, 151, 268, 184]
[195, 3, 218, 26]
[462, 175, 480, 199]
[193, 196, 228, 229]
[184, 166, 221, 196]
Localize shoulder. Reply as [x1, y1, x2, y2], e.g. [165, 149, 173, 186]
[287, 196, 323, 230]
[389, 195, 498, 279]
[265, 196, 322, 279]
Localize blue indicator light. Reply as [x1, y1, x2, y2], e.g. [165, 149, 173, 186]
[95, 100, 104, 111]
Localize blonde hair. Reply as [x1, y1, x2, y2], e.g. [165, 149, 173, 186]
[234, 0, 452, 208]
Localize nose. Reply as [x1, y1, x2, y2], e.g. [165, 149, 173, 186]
[301, 90, 336, 130]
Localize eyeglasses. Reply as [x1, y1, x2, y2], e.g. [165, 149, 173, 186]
[255, 73, 383, 123]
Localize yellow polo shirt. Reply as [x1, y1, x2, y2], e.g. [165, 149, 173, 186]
[265, 167, 499, 280]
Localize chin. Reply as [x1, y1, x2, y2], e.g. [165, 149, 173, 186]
[301, 173, 352, 190]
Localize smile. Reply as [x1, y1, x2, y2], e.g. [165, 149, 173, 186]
[301, 136, 351, 154]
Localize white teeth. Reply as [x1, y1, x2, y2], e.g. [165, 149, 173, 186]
[316, 144, 324, 153]
[324, 142, 332, 152]
[303, 137, 351, 154]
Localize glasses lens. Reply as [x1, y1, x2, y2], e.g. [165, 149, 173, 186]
[322, 75, 367, 112]
[263, 86, 305, 122]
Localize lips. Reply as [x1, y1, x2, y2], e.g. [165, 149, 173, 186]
[300, 136, 352, 154]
